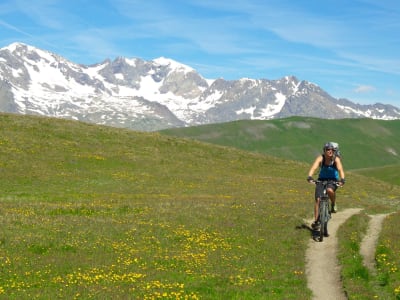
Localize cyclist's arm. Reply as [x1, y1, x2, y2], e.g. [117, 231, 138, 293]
[335, 156, 345, 181]
[308, 155, 323, 178]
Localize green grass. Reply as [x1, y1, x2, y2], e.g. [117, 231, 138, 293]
[160, 117, 400, 185]
[338, 213, 382, 299]
[352, 164, 400, 186]
[0, 113, 399, 299]
[338, 212, 400, 299]
[375, 212, 400, 299]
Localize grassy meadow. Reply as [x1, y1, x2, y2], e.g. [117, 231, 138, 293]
[338, 211, 400, 299]
[160, 117, 400, 186]
[0, 113, 400, 299]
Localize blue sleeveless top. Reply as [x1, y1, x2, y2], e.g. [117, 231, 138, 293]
[318, 155, 339, 180]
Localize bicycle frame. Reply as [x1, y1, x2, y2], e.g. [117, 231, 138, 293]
[314, 180, 338, 242]
[318, 185, 330, 242]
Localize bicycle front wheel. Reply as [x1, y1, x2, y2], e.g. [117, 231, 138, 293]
[319, 200, 327, 242]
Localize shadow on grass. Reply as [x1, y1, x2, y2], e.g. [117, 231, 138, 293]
[296, 223, 322, 242]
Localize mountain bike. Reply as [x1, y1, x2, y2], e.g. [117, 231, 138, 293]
[312, 180, 339, 242]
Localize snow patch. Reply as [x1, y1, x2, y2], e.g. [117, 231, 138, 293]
[153, 57, 194, 74]
[189, 90, 223, 111]
[237, 106, 256, 117]
[114, 73, 124, 80]
[259, 92, 286, 118]
[386, 148, 398, 156]
[12, 68, 24, 77]
[235, 92, 286, 119]
[124, 58, 138, 67]
[338, 104, 398, 120]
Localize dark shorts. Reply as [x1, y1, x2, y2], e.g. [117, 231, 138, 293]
[315, 180, 338, 201]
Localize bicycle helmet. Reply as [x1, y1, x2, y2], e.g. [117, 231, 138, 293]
[323, 142, 334, 151]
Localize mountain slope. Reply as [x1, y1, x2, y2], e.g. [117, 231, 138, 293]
[1, 42, 399, 131]
[160, 117, 400, 172]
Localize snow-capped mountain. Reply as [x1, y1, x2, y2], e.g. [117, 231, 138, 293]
[0, 42, 399, 131]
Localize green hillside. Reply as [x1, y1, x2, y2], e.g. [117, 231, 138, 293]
[160, 117, 400, 185]
[0, 113, 399, 299]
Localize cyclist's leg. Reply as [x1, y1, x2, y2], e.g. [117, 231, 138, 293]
[313, 185, 323, 227]
[327, 188, 335, 204]
[314, 198, 320, 222]
[327, 184, 338, 212]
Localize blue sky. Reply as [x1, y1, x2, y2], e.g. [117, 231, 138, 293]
[0, 0, 399, 107]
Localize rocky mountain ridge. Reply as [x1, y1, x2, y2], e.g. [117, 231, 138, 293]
[0, 42, 399, 131]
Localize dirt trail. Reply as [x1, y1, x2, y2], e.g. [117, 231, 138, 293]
[305, 209, 390, 300]
[360, 213, 391, 273]
[305, 208, 362, 300]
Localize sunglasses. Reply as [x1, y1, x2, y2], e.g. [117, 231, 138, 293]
[325, 148, 333, 151]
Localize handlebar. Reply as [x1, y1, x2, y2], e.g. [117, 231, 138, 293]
[309, 179, 341, 187]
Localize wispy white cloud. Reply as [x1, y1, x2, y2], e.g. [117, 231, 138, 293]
[0, 19, 34, 37]
[188, 1, 400, 76]
[8, 0, 65, 30]
[0, 0, 399, 106]
[354, 85, 376, 94]
[337, 51, 400, 76]
[111, 0, 252, 55]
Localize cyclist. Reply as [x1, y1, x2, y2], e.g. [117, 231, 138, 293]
[307, 142, 345, 229]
